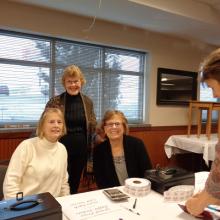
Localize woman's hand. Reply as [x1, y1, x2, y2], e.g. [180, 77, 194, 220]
[186, 190, 220, 217]
[185, 192, 205, 216]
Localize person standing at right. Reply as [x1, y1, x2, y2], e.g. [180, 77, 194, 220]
[46, 65, 97, 194]
[186, 48, 220, 216]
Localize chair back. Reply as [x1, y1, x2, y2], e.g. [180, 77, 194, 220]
[0, 165, 8, 200]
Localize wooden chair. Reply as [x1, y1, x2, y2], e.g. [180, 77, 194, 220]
[0, 165, 8, 200]
[187, 101, 213, 140]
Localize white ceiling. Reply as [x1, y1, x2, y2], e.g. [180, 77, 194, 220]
[12, 0, 220, 46]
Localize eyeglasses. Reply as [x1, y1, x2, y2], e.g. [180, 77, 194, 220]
[104, 122, 122, 128]
[66, 80, 80, 85]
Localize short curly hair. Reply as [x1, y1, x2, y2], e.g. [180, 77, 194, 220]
[61, 65, 86, 87]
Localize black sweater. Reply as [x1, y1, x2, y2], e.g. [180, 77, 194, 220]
[93, 135, 152, 189]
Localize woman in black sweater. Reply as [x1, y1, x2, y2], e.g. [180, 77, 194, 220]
[93, 110, 152, 189]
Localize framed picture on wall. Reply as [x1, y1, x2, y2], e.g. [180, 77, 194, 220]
[156, 67, 198, 106]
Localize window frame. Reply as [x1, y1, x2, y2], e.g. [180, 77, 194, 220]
[0, 30, 147, 128]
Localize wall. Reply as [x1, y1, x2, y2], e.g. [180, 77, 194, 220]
[0, 1, 217, 127]
[1, 126, 211, 193]
[0, 125, 211, 169]
[0, 128, 172, 166]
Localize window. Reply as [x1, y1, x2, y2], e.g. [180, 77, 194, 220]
[0, 31, 146, 127]
[200, 82, 218, 121]
[200, 83, 217, 102]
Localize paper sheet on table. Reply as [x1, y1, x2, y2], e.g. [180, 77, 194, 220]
[194, 171, 209, 194]
[61, 192, 136, 220]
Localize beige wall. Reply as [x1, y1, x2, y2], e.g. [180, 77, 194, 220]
[0, 1, 217, 126]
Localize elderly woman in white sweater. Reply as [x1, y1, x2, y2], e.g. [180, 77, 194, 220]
[3, 108, 70, 199]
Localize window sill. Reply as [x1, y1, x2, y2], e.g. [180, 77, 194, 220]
[129, 124, 151, 128]
[0, 127, 36, 134]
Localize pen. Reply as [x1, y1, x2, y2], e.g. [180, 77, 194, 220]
[207, 205, 220, 212]
[133, 198, 137, 209]
[122, 206, 140, 215]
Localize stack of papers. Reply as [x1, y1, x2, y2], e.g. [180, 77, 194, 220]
[61, 192, 131, 220]
[194, 171, 209, 194]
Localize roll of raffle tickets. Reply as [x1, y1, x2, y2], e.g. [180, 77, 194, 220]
[124, 178, 151, 196]
[163, 185, 194, 202]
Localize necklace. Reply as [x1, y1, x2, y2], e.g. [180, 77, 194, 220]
[113, 155, 125, 163]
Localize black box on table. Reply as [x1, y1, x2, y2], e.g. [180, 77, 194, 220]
[144, 167, 195, 194]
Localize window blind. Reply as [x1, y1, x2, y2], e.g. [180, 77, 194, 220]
[0, 31, 146, 127]
[0, 33, 50, 126]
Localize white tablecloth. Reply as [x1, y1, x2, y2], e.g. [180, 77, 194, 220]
[57, 190, 197, 220]
[164, 134, 218, 165]
[56, 172, 210, 220]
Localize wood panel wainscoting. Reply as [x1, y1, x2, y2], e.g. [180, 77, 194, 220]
[130, 125, 215, 172]
[0, 131, 33, 161]
[0, 125, 215, 192]
[130, 125, 197, 168]
[0, 125, 212, 167]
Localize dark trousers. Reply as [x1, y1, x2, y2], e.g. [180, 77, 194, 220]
[60, 133, 87, 194]
[67, 154, 87, 194]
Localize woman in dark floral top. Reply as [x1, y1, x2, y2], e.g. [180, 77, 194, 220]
[46, 65, 97, 194]
[186, 48, 220, 216]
